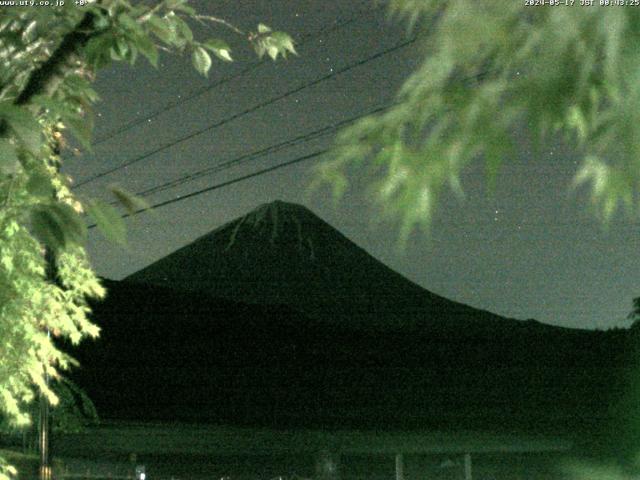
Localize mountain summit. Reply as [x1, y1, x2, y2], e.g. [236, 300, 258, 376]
[86, 200, 630, 435]
[127, 200, 520, 330]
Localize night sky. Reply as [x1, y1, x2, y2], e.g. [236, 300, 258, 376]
[64, 0, 639, 330]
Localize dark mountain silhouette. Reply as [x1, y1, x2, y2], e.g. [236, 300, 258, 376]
[65, 201, 637, 454]
[126, 200, 518, 331]
[69, 279, 632, 454]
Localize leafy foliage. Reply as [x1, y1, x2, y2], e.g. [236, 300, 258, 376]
[0, 377, 99, 439]
[0, 3, 293, 479]
[47, 377, 99, 433]
[629, 297, 640, 327]
[250, 23, 297, 60]
[319, 1, 640, 241]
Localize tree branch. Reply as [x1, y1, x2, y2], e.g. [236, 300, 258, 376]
[0, 12, 100, 139]
[192, 14, 245, 36]
[15, 12, 97, 106]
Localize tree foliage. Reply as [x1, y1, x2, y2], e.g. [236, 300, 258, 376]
[629, 297, 640, 327]
[0, 3, 294, 479]
[319, 1, 640, 242]
[1, 377, 99, 441]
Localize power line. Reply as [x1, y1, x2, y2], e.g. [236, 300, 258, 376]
[88, 3, 383, 148]
[88, 63, 492, 217]
[89, 142, 640, 229]
[132, 102, 392, 200]
[74, 36, 417, 189]
[92, 102, 394, 219]
[87, 149, 328, 229]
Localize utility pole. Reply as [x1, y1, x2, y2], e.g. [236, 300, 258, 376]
[395, 453, 404, 480]
[463, 453, 472, 480]
[38, 328, 51, 480]
[39, 244, 56, 480]
[39, 130, 62, 480]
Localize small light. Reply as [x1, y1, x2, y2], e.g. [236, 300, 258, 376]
[135, 465, 146, 480]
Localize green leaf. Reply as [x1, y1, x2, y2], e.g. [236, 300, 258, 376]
[109, 185, 150, 215]
[147, 15, 174, 44]
[163, 13, 187, 48]
[117, 13, 142, 35]
[203, 39, 232, 62]
[26, 172, 54, 198]
[31, 94, 95, 151]
[83, 34, 114, 70]
[90, 9, 111, 29]
[253, 40, 266, 59]
[0, 139, 20, 174]
[48, 203, 86, 245]
[270, 31, 297, 57]
[63, 75, 100, 103]
[86, 199, 127, 246]
[567, 105, 588, 144]
[33, 94, 69, 116]
[30, 202, 86, 250]
[173, 15, 193, 43]
[266, 44, 279, 60]
[257, 23, 272, 34]
[135, 33, 159, 67]
[64, 113, 94, 151]
[21, 19, 37, 43]
[114, 36, 129, 59]
[30, 206, 67, 252]
[251, 31, 296, 61]
[192, 46, 212, 76]
[0, 103, 42, 153]
[125, 43, 139, 65]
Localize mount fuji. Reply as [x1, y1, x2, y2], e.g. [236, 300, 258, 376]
[127, 200, 524, 332]
[68, 201, 633, 444]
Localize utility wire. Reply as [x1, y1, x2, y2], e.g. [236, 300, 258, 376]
[133, 102, 392, 200]
[88, 59, 490, 219]
[87, 149, 328, 229]
[83, 66, 503, 232]
[87, 64, 491, 228]
[74, 36, 417, 189]
[89, 140, 609, 230]
[99, 102, 393, 217]
[88, 2, 384, 148]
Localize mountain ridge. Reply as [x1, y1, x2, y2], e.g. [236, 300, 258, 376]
[67, 200, 635, 446]
[70, 277, 631, 442]
[126, 200, 551, 332]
